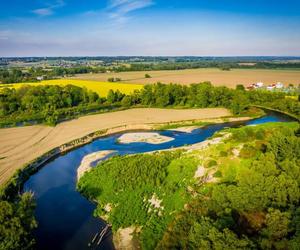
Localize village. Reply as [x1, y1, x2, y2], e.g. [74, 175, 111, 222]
[246, 81, 299, 93]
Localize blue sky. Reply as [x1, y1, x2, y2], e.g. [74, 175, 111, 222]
[1, 0, 300, 56]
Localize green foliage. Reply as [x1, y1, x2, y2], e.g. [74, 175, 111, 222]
[236, 84, 245, 91]
[107, 77, 121, 82]
[1, 81, 299, 127]
[0, 193, 37, 250]
[157, 123, 300, 249]
[0, 66, 107, 84]
[78, 151, 198, 248]
[0, 84, 106, 126]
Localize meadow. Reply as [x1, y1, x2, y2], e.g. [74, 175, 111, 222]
[71, 68, 300, 88]
[0, 79, 143, 96]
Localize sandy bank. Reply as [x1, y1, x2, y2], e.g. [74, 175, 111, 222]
[0, 108, 231, 186]
[113, 227, 140, 250]
[77, 150, 115, 180]
[168, 126, 199, 133]
[118, 132, 174, 144]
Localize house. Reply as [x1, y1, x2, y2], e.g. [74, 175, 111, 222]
[36, 76, 44, 81]
[256, 82, 264, 88]
[267, 84, 276, 91]
[276, 82, 284, 89]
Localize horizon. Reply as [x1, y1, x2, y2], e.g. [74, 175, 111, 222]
[2, 55, 300, 59]
[1, 0, 300, 57]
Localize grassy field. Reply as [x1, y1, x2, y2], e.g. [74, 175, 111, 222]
[71, 68, 300, 88]
[0, 79, 143, 96]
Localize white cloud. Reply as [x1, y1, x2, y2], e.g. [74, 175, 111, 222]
[32, 0, 65, 17]
[108, 0, 154, 23]
[32, 8, 54, 17]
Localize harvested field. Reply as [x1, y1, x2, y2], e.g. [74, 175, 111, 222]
[0, 108, 231, 186]
[71, 68, 300, 88]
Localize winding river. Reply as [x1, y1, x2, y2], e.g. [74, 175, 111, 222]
[23, 111, 294, 250]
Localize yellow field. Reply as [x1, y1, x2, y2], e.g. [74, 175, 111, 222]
[0, 79, 143, 96]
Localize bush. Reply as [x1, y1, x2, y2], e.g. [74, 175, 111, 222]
[206, 159, 217, 168]
[239, 144, 257, 158]
[220, 151, 228, 157]
[213, 170, 222, 178]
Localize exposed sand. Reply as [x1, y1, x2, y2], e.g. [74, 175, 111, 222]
[77, 150, 115, 180]
[72, 68, 300, 88]
[113, 227, 137, 250]
[0, 108, 230, 186]
[118, 132, 174, 144]
[194, 165, 206, 179]
[168, 126, 199, 133]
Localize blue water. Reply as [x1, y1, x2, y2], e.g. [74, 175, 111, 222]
[23, 112, 294, 250]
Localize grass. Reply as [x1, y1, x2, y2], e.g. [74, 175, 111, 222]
[157, 121, 212, 130]
[0, 79, 143, 96]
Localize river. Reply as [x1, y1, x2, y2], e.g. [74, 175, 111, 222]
[23, 111, 294, 250]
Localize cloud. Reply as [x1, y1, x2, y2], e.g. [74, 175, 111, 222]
[32, 0, 65, 17]
[32, 8, 54, 17]
[108, 0, 154, 23]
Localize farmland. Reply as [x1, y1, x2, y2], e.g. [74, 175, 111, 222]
[0, 108, 231, 186]
[71, 68, 300, 88]
[0, 79, 142, 96]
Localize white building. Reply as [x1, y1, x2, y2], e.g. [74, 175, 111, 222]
[256, 82, 264, 88]
[276, 82, 284, 89]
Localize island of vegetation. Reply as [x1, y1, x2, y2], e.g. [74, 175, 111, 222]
[78, 122, 300, 249]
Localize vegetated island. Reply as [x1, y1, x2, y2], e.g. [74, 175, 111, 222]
[77, 122, 300, 249]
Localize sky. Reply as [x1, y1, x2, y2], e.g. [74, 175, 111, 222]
[1, 0, 300, 57]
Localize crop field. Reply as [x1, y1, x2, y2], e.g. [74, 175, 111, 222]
[71, 68, 300, 88]
[0, 79, 143, 96]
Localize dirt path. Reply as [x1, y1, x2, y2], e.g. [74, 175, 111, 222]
[0, 108, 230, 186]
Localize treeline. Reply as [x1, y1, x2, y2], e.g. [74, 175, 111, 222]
[0, 193, 37, 250]
[1, 82, 299, 127]
[112, 61, 300, 72]
[0, 66, 106, 84]
[157, 124, 300, 249]
[0, 84, 104, 126]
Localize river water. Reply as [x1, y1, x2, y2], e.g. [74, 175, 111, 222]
[23, 112, 294, 250]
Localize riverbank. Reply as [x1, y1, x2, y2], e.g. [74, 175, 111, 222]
[77, 150, 116, 180]
[0, 108, 233, 189]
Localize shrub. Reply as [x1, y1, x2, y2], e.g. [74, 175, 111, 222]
[239, 144, 257, 158]
[206, 160, 217, 168]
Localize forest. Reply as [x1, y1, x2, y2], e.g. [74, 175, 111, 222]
[0, 193, 36, 250]
[0, 82, 299, 127]
[78, 122, 300, 249]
